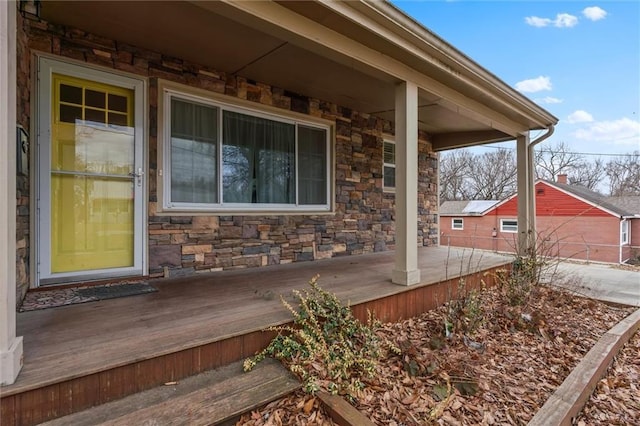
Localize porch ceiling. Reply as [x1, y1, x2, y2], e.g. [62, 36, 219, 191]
[40, 1, 555, 148]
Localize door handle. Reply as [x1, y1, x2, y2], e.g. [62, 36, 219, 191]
[129, 168, 144, 187]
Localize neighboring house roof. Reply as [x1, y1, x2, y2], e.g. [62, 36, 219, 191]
[440, 200, 499, 216]
[546, 181, 636, 217]
[605, 196, 640, 217]
[461, 180, 637, 218]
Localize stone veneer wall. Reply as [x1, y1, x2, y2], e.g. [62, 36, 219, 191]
[16, 13, 439, 292]
[15, 11, 31, 304]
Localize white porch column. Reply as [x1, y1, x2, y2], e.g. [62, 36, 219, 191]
[392, 81, 421, 286]
[516, 133, 531, 255]
[0, 0, 23, 385]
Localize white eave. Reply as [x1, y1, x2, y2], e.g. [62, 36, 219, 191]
[344, 0, 558, 131]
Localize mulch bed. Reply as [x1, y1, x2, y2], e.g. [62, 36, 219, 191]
[574, 331, 640, 425]
[236, 285, 635, 425]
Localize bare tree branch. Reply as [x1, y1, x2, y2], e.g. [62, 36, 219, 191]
[439, 150, 473, 201]
[440, 145, 637, 202]
[568, 158, 605, 192]
[535, 141, 585, 181]
[465, 150, 517, 200]
[606, 151, 640, 196]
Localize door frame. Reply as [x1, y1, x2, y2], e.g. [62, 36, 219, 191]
[35, 55, 147, 286]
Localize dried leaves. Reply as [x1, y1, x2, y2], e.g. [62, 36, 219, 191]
[236, 391, 337, 425]
[357, 286, 633, 425]
[237, 286, 635, 425]
[575, 331, 640, 425]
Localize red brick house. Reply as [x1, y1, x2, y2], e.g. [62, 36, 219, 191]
[0, 1, 558, 387]
[440, 176, 639, 263]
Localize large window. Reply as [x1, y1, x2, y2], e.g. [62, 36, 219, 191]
[500, 219, 518, 233]
[162, 89, 330, 211]
[383, 140, 395, 191]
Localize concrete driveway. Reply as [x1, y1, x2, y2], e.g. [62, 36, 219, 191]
[543, 261, 640, 307]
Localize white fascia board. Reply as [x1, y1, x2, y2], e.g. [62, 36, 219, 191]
[333, 0, 558, 129]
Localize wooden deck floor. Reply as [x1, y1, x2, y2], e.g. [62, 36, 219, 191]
[1, 247, 511, 424]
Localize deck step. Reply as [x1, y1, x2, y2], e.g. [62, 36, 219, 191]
[41, 359, 300, 426]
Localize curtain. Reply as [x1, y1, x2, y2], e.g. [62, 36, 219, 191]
[170, 99, 218, 204]
[223, 111, 295, 204]
[298, 126, 327, 205]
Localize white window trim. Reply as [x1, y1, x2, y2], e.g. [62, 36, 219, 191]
[500, 219, 518, 233]
[157, 81, 333, 214]
[451, 218, 464, 230]
[621, 219, 629, 245]
[383, 139, 395, 193]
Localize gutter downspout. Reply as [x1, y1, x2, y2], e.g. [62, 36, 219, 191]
[528, 125, 555, 150]
[526, 125, 555, 251]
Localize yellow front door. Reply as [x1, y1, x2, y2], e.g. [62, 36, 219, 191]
[50, 74, 136, 273]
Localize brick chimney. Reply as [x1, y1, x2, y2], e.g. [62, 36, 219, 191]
[557, 174, 568, 184]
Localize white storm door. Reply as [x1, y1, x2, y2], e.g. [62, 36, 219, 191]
[37, 58, 146, 285]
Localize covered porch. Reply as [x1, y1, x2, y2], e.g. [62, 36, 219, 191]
[1, 0, 557, 403]
[1, 246, 510, 425]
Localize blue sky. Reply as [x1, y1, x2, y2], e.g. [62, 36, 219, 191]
[392, 0, 640, 157]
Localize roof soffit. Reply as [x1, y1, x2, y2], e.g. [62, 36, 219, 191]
[209, 0, 532, 136]
[359, 1, 558, 125]
[40, 1, 550, 140]
[279, 0, 558, 130]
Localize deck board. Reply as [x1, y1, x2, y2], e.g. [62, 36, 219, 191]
[40, 360, 300, 426]
[2, 247, 510, 401]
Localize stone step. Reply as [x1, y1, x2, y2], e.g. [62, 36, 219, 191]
[41, 359, 300, 426]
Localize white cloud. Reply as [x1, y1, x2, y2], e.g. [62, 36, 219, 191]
[535, 96, 563, 105]
[572, 117, 640, 144]
[554, 13, 579, 28]
[567, 110, 594, 124]
[525, 16, 552, 27]
[515, 76, 552, 93]
[525, 13, 578, 28]
[583, 6, 607, 21]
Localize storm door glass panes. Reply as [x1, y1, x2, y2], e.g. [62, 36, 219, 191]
[222, 111, 295, 204]
[56, 82, 134, 175]
[298, 125, 327, 205]
[51, 74, 135, 273]
[170, 99, 218, 204]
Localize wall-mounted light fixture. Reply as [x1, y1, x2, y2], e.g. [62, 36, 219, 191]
[19, 0, 41, 20]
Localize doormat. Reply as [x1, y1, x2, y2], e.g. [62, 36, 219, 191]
[19, 282, 157, 312]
